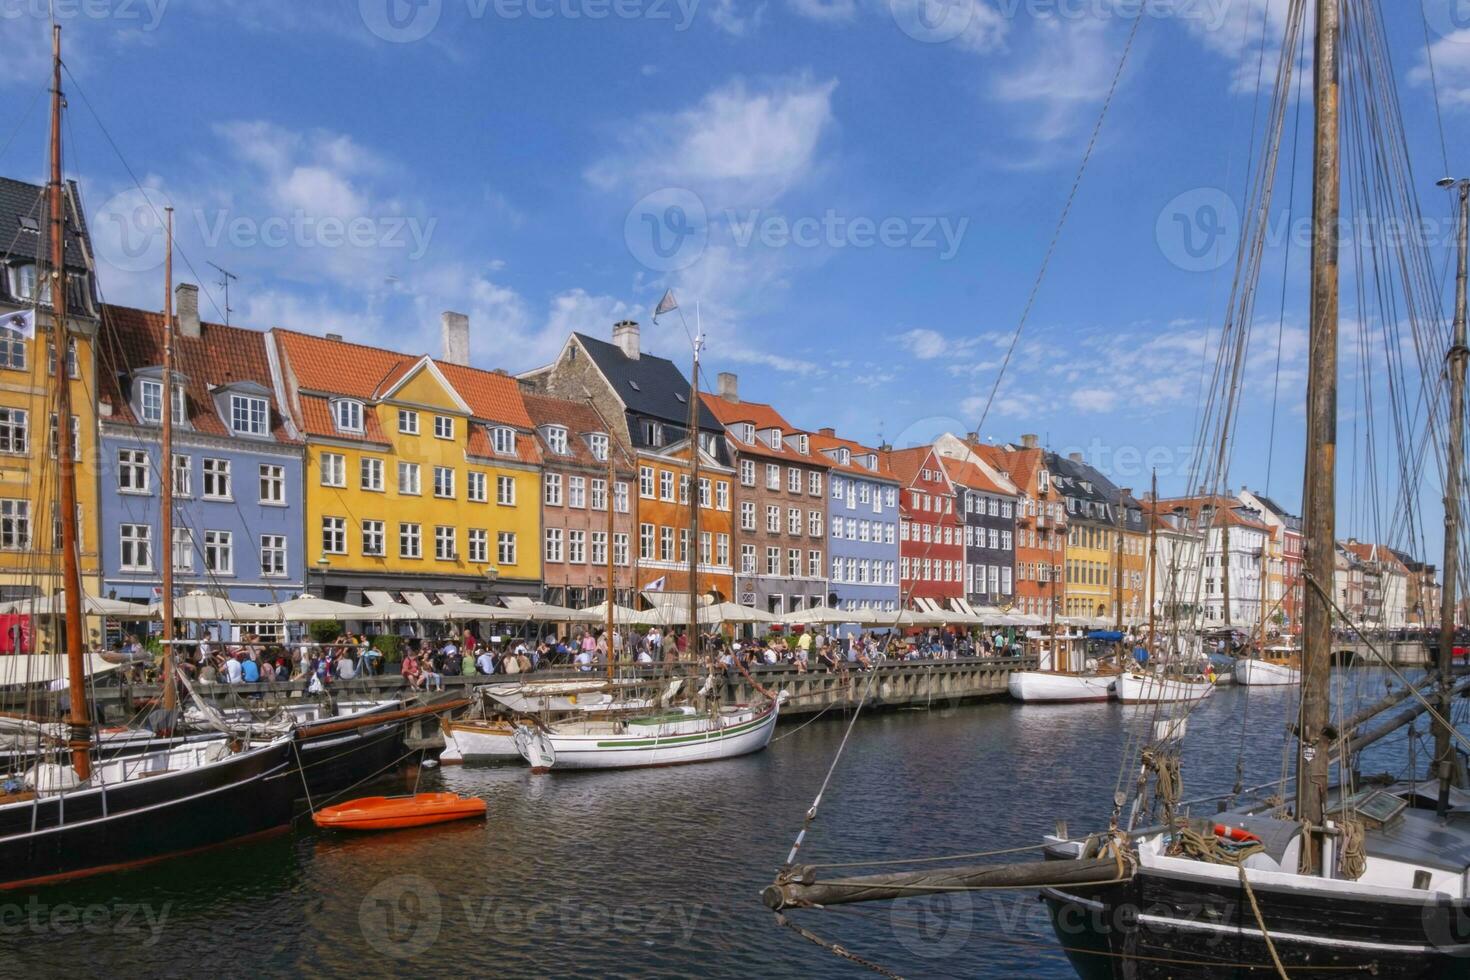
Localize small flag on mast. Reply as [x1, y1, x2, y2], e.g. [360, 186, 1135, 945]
[645, 576, 666, 592]
[0, 309, 36, 340]
[653, 290, 678, 320]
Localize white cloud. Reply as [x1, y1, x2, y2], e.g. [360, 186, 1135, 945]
[988, 16, 1120, 161]
[585, 74, 838, 206]
[896, 327, 982, 360]
[1070, 387, 1119, 413]
[1412, 31, 1470, 109]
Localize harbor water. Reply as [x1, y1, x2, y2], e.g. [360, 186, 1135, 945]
[6, 671, 1442, 978]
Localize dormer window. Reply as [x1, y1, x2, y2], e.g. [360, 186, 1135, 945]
[332, 399, 364, 433]
[491, 426, 516, 455]
[738, 423, 755, 443]
[11, 264, 48, 305]
[838, 448, 851, 465]
[698, 431, 718, 456]
[230, 394, 269, 436]
[1038, 469, 1050, 492]
[764, 427, 782, 447]
[860, 453, 876, 471]
[641, 420, 663, 447]
[795, 434, 809, 455]
[139, 379, 186, 426]
[589, 432, 609, 461]
[546, 426, 569, 455]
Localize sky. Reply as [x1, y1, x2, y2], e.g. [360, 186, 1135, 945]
[0, 0, 1467, 554]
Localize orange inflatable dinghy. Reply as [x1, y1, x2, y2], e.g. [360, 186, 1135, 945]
[312, 793, 486, 831]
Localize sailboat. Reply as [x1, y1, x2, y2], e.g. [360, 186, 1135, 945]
[763, 3, 1470, 974]
[1008, 568, 1116, 702]
[513, 308, 780, 770]
[0, 27, 299, 889]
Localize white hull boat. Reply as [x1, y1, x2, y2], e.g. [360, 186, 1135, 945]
[1235, 657, 1301, 686]
[1115, 670, 1214, 704]
[485, 679, 664, 715]
[439, 719, 522, 763]
[515, 700, 779, 771]
[1007, 671, 1115, 703]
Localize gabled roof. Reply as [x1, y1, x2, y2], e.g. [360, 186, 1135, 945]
[973, 443, 1044, 494]
[271, 329, 533, 436]
[938, 455, 1009, 496]
[573, 332, 719, 430]
[98, 304, 297, 443]
[808, 431, 898, 481]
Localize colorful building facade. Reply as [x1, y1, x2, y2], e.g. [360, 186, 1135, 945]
[97, 295, 305, 622]
[811, 428, 900, 616]
[884, 446, 963, 607]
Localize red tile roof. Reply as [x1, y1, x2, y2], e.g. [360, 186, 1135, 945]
[880, 446, 943, 489]
[700, 393, 821, 464]
[938, 455, 1010, 496]
[300, 394, 389, 445]
[271, 328, 534, 434]
[974, 443, 1044, 494]
[807, 431, 897, 481]
[521, 392, 631, 475]
[1150, 495, 1272, 533]
[98, 304, 296, 443]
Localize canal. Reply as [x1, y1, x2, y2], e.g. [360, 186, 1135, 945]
[7, 670, 1444, 978]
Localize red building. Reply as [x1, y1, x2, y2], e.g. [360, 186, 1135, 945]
[881, 446, 963, 607]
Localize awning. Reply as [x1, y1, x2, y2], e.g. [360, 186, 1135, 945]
[0, 654, 119, 687]
[1087, 630, 1126, 642]
[151, 592, 278, 622]
[0, 593, 153, 618]
[275, 595, 372, 623]
[401, 592, 459, 622]
[362, 590, 419, 622]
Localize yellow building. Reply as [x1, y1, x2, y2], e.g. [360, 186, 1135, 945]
[1065, 521, 1115, 619]
[0, 177, 102, 627]
[271, 328, 542, 606]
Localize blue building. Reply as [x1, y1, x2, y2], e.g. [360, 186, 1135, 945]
[811, 429, 900, 618]
[97, 289, 305, 635]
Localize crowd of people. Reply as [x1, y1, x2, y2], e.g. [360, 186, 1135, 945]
[114, 623, 1030, 690]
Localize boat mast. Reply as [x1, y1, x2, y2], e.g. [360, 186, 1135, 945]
[159, 208, 176, 713]
[1221, 518, 1232, 630]
[1296, 0, 1340, 871]
[1148, 470, 1158, 665]
[50, 25, 89, 781]
[686, 325, 704, 659]
[1435, 176, 1469, 818]
[1258, 542, 1269, 658]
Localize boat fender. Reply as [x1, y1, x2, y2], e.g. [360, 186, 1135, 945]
[1213, 823, 1260, 844]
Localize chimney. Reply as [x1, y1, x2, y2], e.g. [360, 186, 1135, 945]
[1021, 433, 1039, 449]
[442, 311, 469, 366]
[818, 427, 835, 437]
[612, 319, 640, 360]
[175, 283, 200, 339]
[717, 372, 739, 402]
[879, 441, 893, 452]
[1068, 451, 1083, 463]
[325, 333, 344, 342]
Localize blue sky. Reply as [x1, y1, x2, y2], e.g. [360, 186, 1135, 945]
[1, 0, 1467, 550]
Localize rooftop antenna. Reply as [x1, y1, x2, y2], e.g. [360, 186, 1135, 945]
[208, 262, 237, 325]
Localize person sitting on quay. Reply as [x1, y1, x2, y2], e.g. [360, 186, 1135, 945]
[476, 645, 496, 676]
[400, 650, 424, 691]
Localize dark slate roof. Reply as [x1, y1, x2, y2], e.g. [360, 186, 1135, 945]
[1249, 490, 1303, 531]
[0, 177, 91, 272]
[573, 332, 721, 431]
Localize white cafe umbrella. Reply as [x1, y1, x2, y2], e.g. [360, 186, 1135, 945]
[275, 595, 373, 623]
[0, 593, 152, 618]
[151, 591, 279, 622]
[782, 605, 858, 627]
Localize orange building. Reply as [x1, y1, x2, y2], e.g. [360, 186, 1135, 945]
[519, 320, 735, 602]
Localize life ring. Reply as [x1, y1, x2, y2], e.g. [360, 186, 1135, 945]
[1213, 823, 1260, 844]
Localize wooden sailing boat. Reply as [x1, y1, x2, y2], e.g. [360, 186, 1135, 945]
[1008, 522, 1115, 702]
[766, 4, 1470, 974]
[512, 301, 779, 770]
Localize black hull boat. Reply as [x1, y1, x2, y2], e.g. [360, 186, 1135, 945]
[1041, 786, 1470, 980]
[0, 737, 296, 889]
